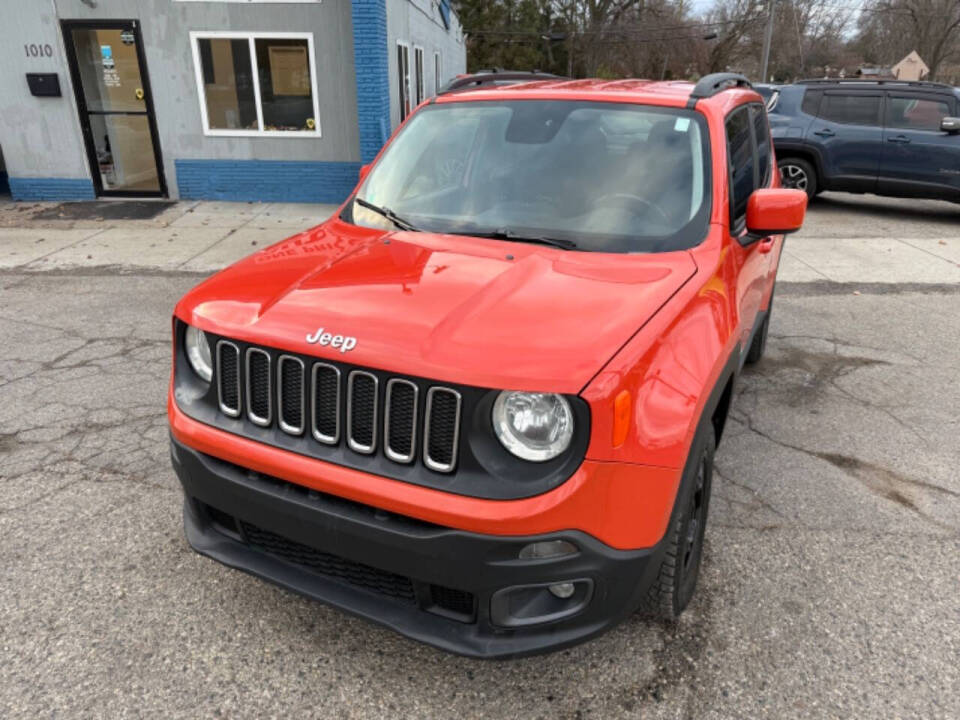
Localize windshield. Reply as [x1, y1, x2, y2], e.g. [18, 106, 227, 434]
[346, 100, 712, 253]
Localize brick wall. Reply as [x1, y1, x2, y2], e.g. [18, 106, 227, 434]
[175, 160, 361, 203]
[351, 0, 391, 163]
[9, 177, 95, 202]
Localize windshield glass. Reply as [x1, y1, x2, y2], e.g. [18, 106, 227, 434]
[346, 100, 712, 253]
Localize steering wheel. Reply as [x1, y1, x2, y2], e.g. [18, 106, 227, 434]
[594, 193, 671, 226]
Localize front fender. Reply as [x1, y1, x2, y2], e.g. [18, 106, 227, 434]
[582, 237, 741, 470]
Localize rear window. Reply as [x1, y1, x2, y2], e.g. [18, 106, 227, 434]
[819, 94, 881, 126]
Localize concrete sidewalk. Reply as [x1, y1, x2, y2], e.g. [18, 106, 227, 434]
[0, 198, 339, 273]
[1, 193, 959, 283]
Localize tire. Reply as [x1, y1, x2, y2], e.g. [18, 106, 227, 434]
[639, 423, 715, 619]
[745, 285, 775, 365]
[777, 157, 817, 199]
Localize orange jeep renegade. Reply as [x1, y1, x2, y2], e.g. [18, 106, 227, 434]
[169, 71, 807, 657]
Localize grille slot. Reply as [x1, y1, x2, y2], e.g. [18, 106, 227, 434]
[430, 584, 476, 620]
[245, 348, 272, 426]
[385, 379, 418, 463]
[216, 341, 240, 417]
[240, 521, 416, 603]
[311, 363, 341, 444]
[277, 355, 305, 435]
[347, 371, 378, 454]
[424, 387, 462, 473]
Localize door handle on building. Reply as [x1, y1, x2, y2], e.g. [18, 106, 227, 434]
[135, 88, 144, 100]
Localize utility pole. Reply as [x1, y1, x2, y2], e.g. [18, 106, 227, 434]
[760, 0, 776, 83]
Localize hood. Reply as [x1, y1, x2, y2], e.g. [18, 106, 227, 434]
[177, 219, 697, 394]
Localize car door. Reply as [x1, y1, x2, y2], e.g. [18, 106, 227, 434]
[805, 90, 883, 192]
[879, 93, 960, 199]
[725, 104, 768, 352]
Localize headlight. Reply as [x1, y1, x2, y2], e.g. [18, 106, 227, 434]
[492, 391, 574, 462]
[184, 325, 213, 382]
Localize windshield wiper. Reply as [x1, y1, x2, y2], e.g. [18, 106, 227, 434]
[467, 228, 579, 251]
[354, 197, 420, 232]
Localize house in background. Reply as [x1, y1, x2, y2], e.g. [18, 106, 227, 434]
[0, 0, 465, 203]
[891, 51, 929, 81]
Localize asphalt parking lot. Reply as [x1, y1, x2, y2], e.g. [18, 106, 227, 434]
[1, 193, 958, 718]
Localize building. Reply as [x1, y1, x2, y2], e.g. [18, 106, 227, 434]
[892, 51, 929, 82]
[0, 0, 464, 203]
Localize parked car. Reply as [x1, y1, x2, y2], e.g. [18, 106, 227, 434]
[754, 82, 781, 112]
[168, 71, 806, 658]
[769, 78, 960, 200]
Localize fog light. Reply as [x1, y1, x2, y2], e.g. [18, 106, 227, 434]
[518, 540, 577, 560]
[549, 582, 576, 599]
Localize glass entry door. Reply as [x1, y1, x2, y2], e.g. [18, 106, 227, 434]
[62, 20, 166, 197]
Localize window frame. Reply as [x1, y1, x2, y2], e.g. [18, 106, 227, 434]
[413, 45, 425, 105]
[434, 51, 442, 94]
[397, 41, 412, 122]
[189, 30, 321, 138]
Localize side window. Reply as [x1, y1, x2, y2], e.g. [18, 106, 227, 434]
[887, 96, 951, 131]
[800, 89, 822, 116]
[819, 94, 882, 126]
[726, 107, 756, 226]
[751, 104, 772, 187]
[397, 42, 411, 122]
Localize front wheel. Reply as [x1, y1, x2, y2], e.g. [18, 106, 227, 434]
[778, 157, 817, 199]
[639, 423, 715, 619]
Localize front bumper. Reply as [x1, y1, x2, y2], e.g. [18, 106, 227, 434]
[171, 436, 666, 658]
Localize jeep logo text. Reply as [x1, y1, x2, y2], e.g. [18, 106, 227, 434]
[305, 328, 357, 353]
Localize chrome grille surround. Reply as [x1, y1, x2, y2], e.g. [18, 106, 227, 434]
[346, 370, 379, 455]
[384, 378, 419, 464]
[310, 362, 341, 445]
[277, 354, 305, 436]
[245, 348, 272, 427]
[423, 387, 462, 474]
[216, 340, 241, 418]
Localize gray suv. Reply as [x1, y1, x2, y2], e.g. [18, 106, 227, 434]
[769, 79, 960, 201]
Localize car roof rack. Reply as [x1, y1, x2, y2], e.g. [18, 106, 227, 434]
[686, 72, 753, 107]
[437, 69, 568, 95]
[797, 78, 956, 91]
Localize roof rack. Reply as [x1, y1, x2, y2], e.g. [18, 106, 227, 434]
[797, 78, 956, 91]
[686, 73, 752, 107]
[437, 69, 568, 95]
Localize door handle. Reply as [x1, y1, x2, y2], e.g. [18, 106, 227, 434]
[887, 135, 911, 144]
[135, 88, 144, 100]
[813, 128, 835, 138]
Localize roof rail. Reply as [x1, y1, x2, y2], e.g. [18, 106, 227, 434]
[438, 69, 568, 95]
[797, 78, 956, 91]
[686, 72, 753, 107]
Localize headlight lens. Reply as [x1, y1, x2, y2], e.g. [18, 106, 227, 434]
[184, 325, 213, 382]
[492, 391, 574, 462]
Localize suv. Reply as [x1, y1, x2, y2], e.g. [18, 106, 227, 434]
[168, 72, 806, 657]
[770, 78, 960, 200]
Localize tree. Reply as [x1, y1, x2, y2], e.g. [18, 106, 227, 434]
[856, 0, 960, 79]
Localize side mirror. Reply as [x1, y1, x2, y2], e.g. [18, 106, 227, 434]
[746, 188, 807, 236]
[358, 163, 372, 182]
[941, 117, 960, 134]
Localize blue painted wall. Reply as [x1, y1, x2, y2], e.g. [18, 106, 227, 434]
[351, 0, 391, 163]
[176, 160, 361, 203]
[9, 178, 95, 202]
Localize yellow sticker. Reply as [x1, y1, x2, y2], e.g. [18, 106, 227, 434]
[306, 118, 316, 130]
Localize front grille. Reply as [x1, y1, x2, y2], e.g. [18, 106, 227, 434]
[239, 520, 416, 603]
[212, 338, 464, 474]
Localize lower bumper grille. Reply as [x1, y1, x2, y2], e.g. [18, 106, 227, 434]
[239, 520, 417, 603]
